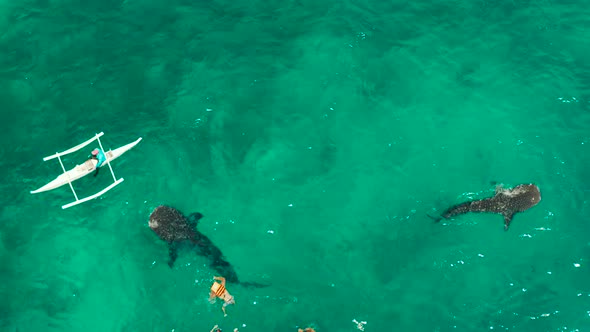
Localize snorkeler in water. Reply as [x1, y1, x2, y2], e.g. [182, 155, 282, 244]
[209, 276, 235, 317]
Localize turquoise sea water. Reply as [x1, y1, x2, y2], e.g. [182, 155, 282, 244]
[1, 0, 590, 331]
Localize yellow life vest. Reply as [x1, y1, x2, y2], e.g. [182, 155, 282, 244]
[211, 282, 226, 297]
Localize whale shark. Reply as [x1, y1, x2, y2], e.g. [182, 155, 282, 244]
[148, 205, 241, 281]
[430, 183, 541, 231]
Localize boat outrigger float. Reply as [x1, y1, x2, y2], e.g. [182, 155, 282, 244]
[30, 132, 142, 209]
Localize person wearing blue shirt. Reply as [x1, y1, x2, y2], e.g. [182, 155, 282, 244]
[89, 148, 107, 177]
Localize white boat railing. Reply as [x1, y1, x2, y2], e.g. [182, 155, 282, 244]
[62, 178, 124, 209]
[43, 132, 105, 161]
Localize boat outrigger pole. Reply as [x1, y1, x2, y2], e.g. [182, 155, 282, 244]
[30, 132, 142, 209]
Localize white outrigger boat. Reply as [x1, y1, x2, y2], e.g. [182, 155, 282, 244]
[30, 132, 142, 209]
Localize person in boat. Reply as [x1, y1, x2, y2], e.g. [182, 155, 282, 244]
[209, 276, 235, 317]
[298, 328, 316, 332]
[89, 148, 107, 177]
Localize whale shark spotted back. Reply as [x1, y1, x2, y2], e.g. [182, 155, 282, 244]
[432, 183, 541, 231]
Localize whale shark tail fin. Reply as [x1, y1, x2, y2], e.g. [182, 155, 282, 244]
[239, 281, 271, 288]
